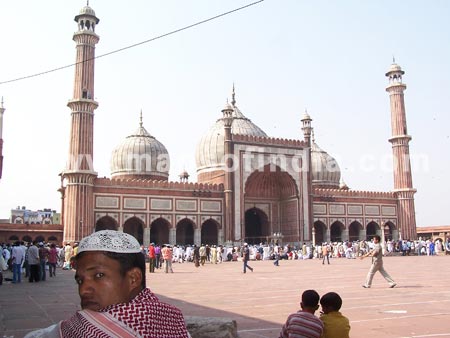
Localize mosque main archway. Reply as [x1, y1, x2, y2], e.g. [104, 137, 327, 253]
[244, 208, 269, 244]
[244, 164, 299, 243]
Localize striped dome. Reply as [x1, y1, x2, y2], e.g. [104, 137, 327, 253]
[110, 117, 169, 181]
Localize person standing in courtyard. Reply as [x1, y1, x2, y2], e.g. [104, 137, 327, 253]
[28, 241, 40, 283]
[242, 243, 253, 273]
[161, 244, 174, 273]
[279, 289, 323, 338]
[48, 243, 58, 277]
[24, 230, 190, 338]
[360, 235, 396, 288]
[148, 242, 156, 273]
[319, 292, 351, 338]
[11, 241, 25, 283]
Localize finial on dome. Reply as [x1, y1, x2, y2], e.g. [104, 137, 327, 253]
[392, 55, 395, 63]
[87, 0, 89, 6]
[139, 110, 143, 128]
[0, 97, 3, 108]
[231, 83, 236, 107]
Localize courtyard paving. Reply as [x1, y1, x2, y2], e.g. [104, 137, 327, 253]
[1, 254, 449, 337]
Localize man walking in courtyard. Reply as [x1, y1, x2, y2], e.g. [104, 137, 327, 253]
[242, 243, 253, 273]
[360, 235, 396, 288]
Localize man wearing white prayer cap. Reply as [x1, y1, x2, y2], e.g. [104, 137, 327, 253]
[25, 230, 190, 338]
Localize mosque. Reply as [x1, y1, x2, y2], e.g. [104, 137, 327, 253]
[51, 4, 416, 246]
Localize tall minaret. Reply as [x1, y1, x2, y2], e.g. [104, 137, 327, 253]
[62, 4, 100, 242]
[385, 61, 417, 240]
[301, 110, 313, 242]
[0, 98, 5, 180]
[222, 101, 234, 242]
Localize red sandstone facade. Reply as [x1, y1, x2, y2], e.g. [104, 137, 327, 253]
[20, 4, 416, 246]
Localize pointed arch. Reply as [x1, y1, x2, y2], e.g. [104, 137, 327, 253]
[384, 221, 396, 241]
[123, 217, 144, 244]
[366, 221, 380, 240]
[150, 218, 170, 245]
[349, 221, 363, 242]
[330, 221, 344, 242]
[22, 235, 32, 243]
[245, 207, 269, 244]
[95, 216, 119, 232]
[313, 221, 326, 244]
[245, 164, 298, 199]
[176, 218, 195, 245]
[201, 219, 219, 245]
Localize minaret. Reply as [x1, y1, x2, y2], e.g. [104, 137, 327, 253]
[385, 61, 417, 240]
[62, 4, 100, 242]
[222, 100, 234, 242]
[301, 110, 313, 242]
[0, 98, 5, 180]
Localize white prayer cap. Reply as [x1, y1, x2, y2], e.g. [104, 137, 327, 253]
[78, 230, 141, 254]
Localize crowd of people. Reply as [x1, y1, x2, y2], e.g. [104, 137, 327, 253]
[0, 240, 79, 285]
[0, 231, 448, 336]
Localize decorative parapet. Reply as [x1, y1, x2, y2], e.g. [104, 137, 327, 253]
[94, 177, 224, 192]
[232, 134, 306, 148]
[313, 188, 396, 199]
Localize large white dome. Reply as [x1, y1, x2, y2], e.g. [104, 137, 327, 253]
[311, 141, 341, 189]
[110, 117, 169, 181]
[195, 93, 267, 174]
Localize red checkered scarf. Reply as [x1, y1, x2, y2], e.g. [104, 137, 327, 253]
[60, 288, 189, 338]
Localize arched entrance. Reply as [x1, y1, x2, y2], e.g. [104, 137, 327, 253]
[150, 218, 170, 245]
[201, 219, 219, 245]
[313, 221, 326, 244]
[176, 219, 195, 245]
[95, 216, 118, 232]
[366, 221, 380, 240]
[9, 235, 19, 241]
[22, 235, 32, 243]
[244, 164, 299, 243]
[330, 221, 344, 242]
[123, 217, 144, 244]
[349, 221, 363, 242]
[384, 221, 395, 241]
[244, 208, 269, 244]
[35, 235, 45, 243]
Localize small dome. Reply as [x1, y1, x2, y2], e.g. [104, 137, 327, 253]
[311, 141, 341, 189]
[79, 5, 96, 17]
[301, 110, 311, 121]
[385, 62, 404, 76]
[110, 117, 169, 181]
[75, 5, 100, 24]
[195, 101, 267, 174]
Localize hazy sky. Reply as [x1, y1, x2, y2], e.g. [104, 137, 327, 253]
[0, 0, 449, 226]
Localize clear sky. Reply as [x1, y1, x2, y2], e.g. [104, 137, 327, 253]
[0, 0, 449, 226]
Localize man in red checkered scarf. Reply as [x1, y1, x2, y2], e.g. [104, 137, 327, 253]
[25, 230, 190, 338]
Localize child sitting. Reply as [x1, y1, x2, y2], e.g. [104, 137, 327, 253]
[319, 292, 350, 338]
